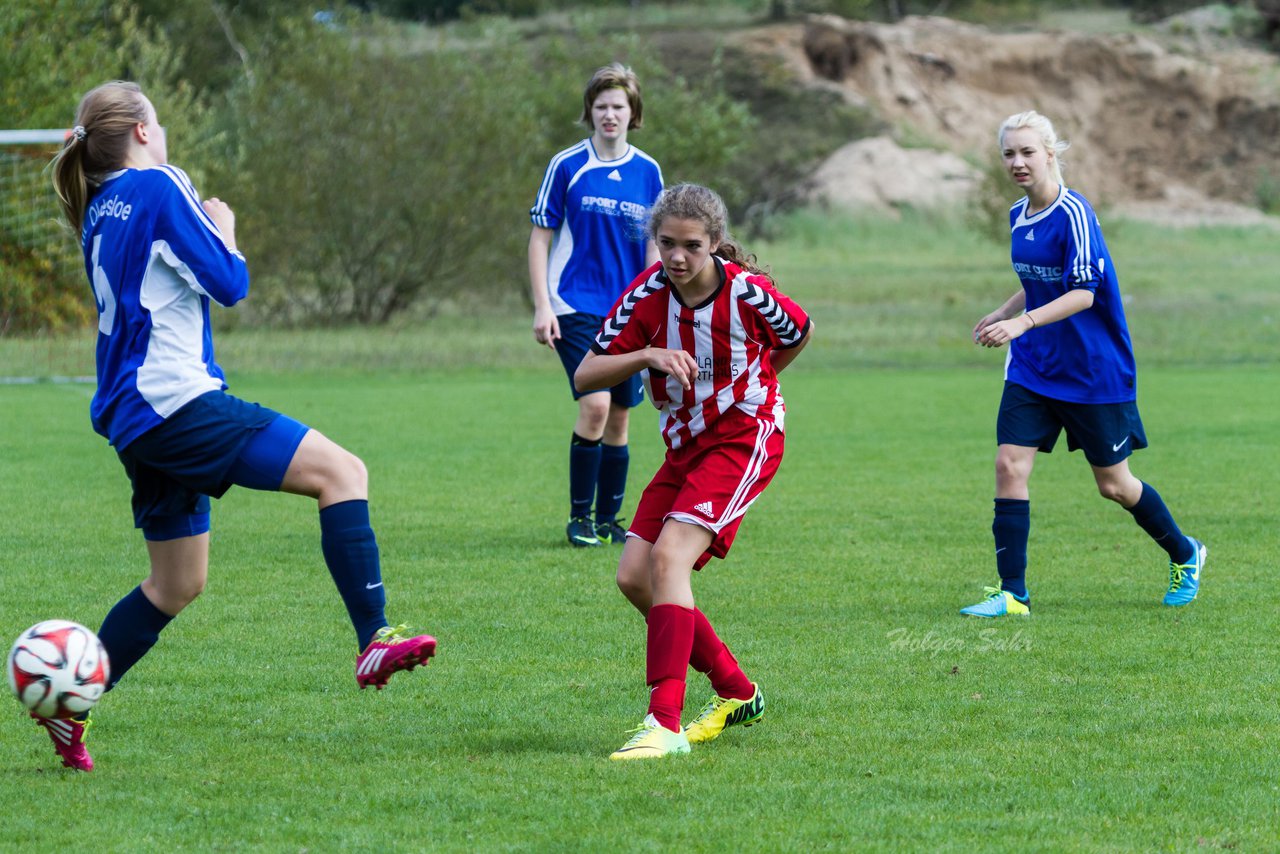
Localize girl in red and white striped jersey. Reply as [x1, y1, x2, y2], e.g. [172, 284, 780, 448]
[575, 183, 812, 760]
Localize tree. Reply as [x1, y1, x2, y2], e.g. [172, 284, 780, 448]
[0, 0, 207, 332]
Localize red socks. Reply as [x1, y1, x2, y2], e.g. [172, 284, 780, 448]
[689, 608, 754, 701]
[646, 605, 754, 732]
[646, 604, 695, 732]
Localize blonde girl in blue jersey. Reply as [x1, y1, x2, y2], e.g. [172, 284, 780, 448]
[528, 63, 663, 549]
[36, 81, 436, 772]
[963, 110, 1205, 618]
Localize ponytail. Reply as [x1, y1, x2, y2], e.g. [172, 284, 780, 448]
[51, 132, 91, 232]
[714, 236, 768, 277]
[50, 81, 148, 232]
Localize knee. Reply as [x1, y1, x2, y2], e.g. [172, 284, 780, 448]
[178, 576, 207, 608]
[603, 408, 629, 444]
[327, 448, 368, 497]
[345, 451, 369, 493]
[153, 575, 205, 613]
[1096, 479, 1131, 505]
[579, 396, 610, 432]
[994, 452, 1028, 485]
[648, 543, 687, 587]
[616, 565, 647, 601]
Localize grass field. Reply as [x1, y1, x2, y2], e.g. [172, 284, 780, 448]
[2, 214, 1278, 850]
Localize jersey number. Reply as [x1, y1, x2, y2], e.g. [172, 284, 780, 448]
[90, 235, 117, 335]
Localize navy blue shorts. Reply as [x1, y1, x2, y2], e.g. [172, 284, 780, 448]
[997, 381, 1148, 467]
[117, 391, 310, 540]
[555, 312, 643, 407]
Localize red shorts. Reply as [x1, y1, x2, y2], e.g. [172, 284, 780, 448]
[630, 408, 785, 569]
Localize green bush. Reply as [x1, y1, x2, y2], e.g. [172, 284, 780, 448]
[0, 242, 93, 334]
[200, 18, 753, 325]
[0, 0, 207, 333]
[963, 153, 1017, 245]
[205, 18, 543, 324]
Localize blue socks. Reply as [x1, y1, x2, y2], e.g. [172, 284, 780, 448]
[595, 443, 629, 524]
[97, 585, 173, 691]
[320, 499, 387, 651]
[569, 432, 602, 520]
[993, 498, 1031, 600]
[1127, 481, 1194, 563]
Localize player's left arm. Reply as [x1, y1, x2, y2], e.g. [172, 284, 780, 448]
[979, 200, 1103, 348]
[153, 167, 249, 307]
[747, 276, 811, 371]
[770, 324, 812, 374]
[977, 289, 1093, 348]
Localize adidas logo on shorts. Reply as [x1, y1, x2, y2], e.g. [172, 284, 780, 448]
[694, 501, 714, 518]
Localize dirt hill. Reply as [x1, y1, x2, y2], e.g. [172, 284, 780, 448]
[744, 13, 1280, 224]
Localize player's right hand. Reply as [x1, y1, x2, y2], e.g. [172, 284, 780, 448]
[533, 307, 559, 350]
[647, 348, 699, 390]
[203, 198, 237, 252]
[972, 311, 1004, 343]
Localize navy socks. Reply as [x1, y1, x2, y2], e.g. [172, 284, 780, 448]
[595, 443, 629, 524]
[97, 585, 173, 691]
[1127, 481, 1193, 563]
[320, 499, 387, 650]
[992, 498, 1031, 600]
[569, 432, 602, 520]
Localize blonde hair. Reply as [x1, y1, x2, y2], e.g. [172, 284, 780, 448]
[648, 183, 767, 277]
[998, 110, 1069, 185]
[580, 63, 644, 131]
[51, 81, 149, 232]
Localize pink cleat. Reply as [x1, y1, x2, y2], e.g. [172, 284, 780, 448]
[32, 714, 94, 772]
[356, 624, 436, 690]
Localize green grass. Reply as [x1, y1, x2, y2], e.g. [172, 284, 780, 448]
[2, 366, 1277, 850]
[1, 214, 1278, 849]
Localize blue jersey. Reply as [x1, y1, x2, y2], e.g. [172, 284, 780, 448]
[80, 166, 248, 449]
[529, 139, 663, 317]
[1005, 187, 1136, 404]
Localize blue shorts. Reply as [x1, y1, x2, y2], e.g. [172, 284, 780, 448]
[555, 312, 643, 407]
[997, 381, 1148, 467]
[117, 391, 310, 541]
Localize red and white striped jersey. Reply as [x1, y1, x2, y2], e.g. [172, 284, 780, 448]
[592, 257, 811, 450]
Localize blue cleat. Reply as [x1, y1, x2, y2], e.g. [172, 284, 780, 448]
[566, 516, 602, 548]
[594, 518, 628, 545]
[1163, 537, 1206, 607]
[960, 586, 1031, 618]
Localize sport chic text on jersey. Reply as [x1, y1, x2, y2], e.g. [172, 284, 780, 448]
[530, 139, 663, 317]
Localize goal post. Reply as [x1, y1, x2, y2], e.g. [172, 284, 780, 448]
[0, 128, 95, 380]
[0, 129, 73, 251]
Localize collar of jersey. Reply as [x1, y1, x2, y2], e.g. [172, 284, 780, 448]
[1014, 184, 1067, 229]
[586, 138, 633, 164]
[659, 256, 727, 310]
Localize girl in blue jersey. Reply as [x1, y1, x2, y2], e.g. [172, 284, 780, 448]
[37, 81, 435, 772]
[528, 63, 663, 548]
[963, 110, 1206, 618]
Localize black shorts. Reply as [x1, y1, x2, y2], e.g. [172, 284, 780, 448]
[555, 312, 644, 407]
[117, 391, 307, 538]
[996, 381, 1147, 467]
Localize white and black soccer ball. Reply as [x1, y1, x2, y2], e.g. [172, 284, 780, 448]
[7, 620, 110, 719]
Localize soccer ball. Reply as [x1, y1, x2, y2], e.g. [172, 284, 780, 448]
[7, 620, 110, 719]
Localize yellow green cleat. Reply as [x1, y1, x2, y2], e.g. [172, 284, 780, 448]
[609, 714, 690, 761]
[685, 683, 765, 745]
[960, 587, 1031, 618]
